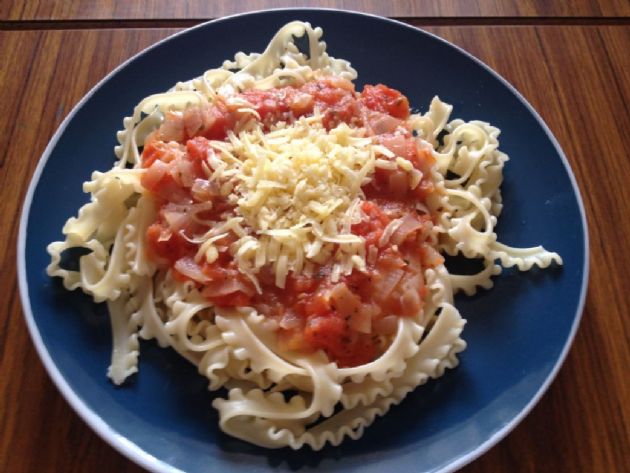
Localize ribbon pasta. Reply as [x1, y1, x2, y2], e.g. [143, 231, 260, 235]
[47, 21, 562, 449]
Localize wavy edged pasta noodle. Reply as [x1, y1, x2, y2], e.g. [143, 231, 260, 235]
[47, 21, 562, 449]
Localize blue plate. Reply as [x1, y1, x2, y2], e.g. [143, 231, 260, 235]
[18, 9, 588, 473]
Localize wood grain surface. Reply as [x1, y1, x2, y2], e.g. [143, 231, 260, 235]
[2, 0, 630, 21]
[1, 5, 629, 473]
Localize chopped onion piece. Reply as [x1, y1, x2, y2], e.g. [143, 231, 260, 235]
[373, 315, 398, 335]
[373, 268, 404, 302]
[391, 213, 423, 245]
[174, 257, 209, 283]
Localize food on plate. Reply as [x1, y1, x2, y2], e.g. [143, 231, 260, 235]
[47, 21, 562, 449]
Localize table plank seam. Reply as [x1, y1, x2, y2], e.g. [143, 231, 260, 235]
[2, 16, 630, 31]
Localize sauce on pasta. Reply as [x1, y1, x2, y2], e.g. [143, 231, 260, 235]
[140, 79, 441, 367]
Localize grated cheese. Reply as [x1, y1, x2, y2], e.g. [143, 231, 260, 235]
[378, 218, 404, 247]
[205, 115, 393, 288]
[395, 157, 414, 172]
[409, 169, 423, 189]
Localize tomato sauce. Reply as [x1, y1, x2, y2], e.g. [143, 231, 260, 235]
[140, 78, 440, 367]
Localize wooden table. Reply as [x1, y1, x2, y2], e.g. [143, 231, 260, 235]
[2, 2, 629, 472]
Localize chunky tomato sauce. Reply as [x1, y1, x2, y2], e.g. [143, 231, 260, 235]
[140, 77, 442, 367]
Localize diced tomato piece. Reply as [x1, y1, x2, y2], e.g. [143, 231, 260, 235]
[277, 328, 312, 352]
[207, 292, 253, 307]
[365, 229, 383, 248]
[288, 92, 314, 117]
[302, 291, 331, 317]
[352, 201, 390, 248]
[304, 315, 377, 367]
[141, 140, 183, 168]
[420, 243, 445, 268]
[201, 102, 236, 141]
[298, 79, 360, 129]
[304, 314, 346, 350]
[302, 80, 348, 106]
[241, 88, 294, 121]
[186, 136, 211, 162]
[342, 268, 369, 291]
[141, 167, 191, 203]
[141, 141, 163, 168]
[382, 135, 418, 162]
[378, 247, 406, 269]
[145, 223, 165, 249]
[413, 179, 435, 200]
[201, 257, 243, 281]
[185, 136, 213, 177]
[322, 96, 360, 129]
[363, 201, 390, 226]
[201, 261, 227, 281]
[360, 84, 410, 119]
[146, 222, 195, 265]
[171, 267, 192, 283]
[337, 335, 377, 367]
[411, 146, 436, 171]
[288, 274, 318, 293]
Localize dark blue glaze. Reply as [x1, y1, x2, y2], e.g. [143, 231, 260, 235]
[21, 9, 587, 473]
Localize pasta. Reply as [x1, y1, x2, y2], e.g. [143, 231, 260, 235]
[47, 21, 562, 449]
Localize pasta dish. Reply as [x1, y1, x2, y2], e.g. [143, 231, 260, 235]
[47, 21, 562, 449]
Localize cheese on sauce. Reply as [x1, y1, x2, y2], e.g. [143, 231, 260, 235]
[204, 114, 399, 289]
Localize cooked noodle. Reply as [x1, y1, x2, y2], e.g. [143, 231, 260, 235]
[47, 21, 562, 449]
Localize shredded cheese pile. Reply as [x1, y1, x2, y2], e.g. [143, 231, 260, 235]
[200, 114, 400, 289]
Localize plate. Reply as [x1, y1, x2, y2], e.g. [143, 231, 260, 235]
[18, 9, 588, 473]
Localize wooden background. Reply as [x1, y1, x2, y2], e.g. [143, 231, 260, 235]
[1, 1, 629, 472]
